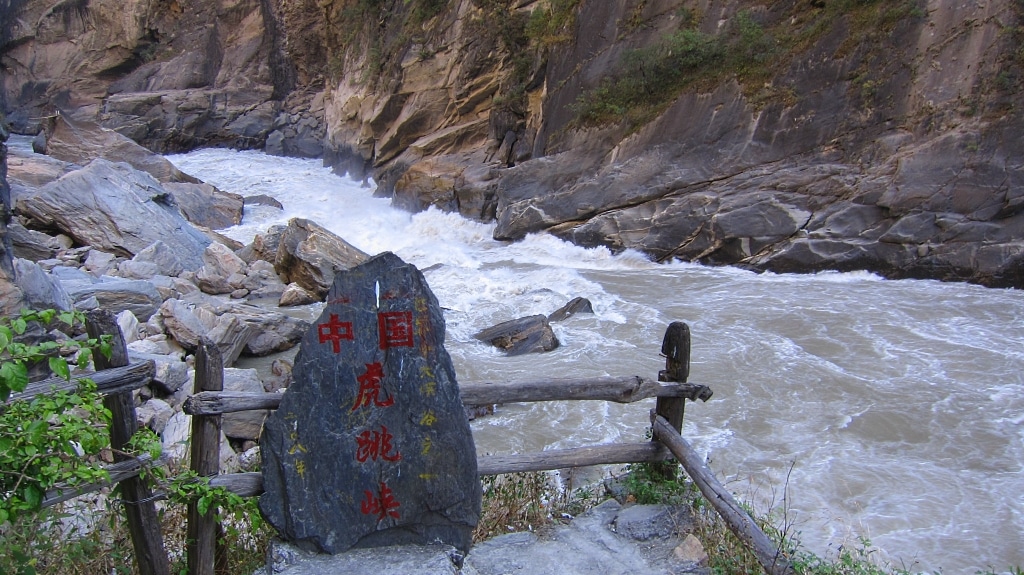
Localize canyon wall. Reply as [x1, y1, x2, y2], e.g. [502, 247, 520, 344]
[2, 0, 1023, 286]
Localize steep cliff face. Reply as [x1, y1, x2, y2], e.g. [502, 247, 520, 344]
[2, 0, 1022, 286]
[321, 0, 1024, 286]
[0, 0, 317, 152]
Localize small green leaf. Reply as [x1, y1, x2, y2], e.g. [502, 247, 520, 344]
[99, 340, 113, 361]
[48, 356, 71, 380]
[198, 494, 211, 516]
[12, 317, 27, 334]
[76, 348, 93, 369]
[24, 483, 44, 509]
[1, 361, 29, 393]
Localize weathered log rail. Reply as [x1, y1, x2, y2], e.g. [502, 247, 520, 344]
[183, 377, 713, 414]
[17, 319, 792, 575]
[5, 312, 172, 575]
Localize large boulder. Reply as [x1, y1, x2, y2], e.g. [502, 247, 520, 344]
[163, 182, 244, 230]
[12, 259, 74, 312]
[260, 252, 480, 554]
[8, 222, 70, 262]
[61, 274, 164, 321]
[158, 294, 308, 360]
[15, 158, 211, 269]
[119, 241, 186, 279]
[39, 113, 199, 184]
[274, 218, 371, 299]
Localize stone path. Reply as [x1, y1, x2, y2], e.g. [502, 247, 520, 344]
[266, 500, 711, 575]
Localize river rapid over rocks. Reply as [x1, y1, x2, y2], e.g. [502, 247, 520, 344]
[161, 147, 1024, 574]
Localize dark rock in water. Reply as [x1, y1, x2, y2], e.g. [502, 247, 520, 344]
[244, 194, 285, 210]
[260, 252, 480, 554]
[473, 315, 560, 355]
[464, 403, 495, 420]
[547, 297, 594, 322]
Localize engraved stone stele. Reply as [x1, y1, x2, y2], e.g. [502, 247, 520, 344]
[259, 252, 481, 553]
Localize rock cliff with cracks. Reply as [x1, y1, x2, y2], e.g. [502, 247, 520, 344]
[3, 0, 1023, 286]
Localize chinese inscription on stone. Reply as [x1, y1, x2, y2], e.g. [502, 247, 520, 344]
[259, 252, 481, 553]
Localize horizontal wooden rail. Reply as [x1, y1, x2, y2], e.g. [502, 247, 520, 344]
[461, 377, 712, 405]
[42, 453, 165, 509]
[183, 377, 713, 416]
[11, 360, 156, 402]
[476, 442, 670, 476]
[175, 442, 673, 499]
[210, 472, 263, 497]
[652, 414, 793, 575]
[184, 391, 280, 415]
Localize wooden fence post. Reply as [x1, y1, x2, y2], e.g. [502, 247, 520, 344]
[653, 321, 690, 476]
[85, 310, 169, 575]
[652, 414, 794, 575]
[187, 338, 225, 575]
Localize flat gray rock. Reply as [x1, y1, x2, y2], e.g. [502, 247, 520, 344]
[267, 500, 708, 575]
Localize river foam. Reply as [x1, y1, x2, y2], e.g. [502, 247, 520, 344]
[168, 148, 1024, 573]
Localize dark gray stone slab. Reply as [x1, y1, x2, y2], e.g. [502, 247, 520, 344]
[473, 314, 560, 355]
[547, 297, 594, 322]
[260, 252, 481, 554]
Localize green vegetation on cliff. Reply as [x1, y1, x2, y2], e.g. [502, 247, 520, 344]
[571, 0, 929, 128]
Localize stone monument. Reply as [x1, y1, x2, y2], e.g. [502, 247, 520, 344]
[259, 252, 481, 553]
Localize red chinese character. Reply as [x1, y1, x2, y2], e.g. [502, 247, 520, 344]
[360, 481, 400, 521]
[355, 425, 402, 463]
[317, 314, 353, 353]
[378, 311, 414, 349]
[352, 362, 394, 410]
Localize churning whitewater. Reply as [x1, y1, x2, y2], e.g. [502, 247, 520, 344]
[169, 148, 1024, 574]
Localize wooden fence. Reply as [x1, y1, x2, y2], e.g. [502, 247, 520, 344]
[13, 317, 793, 575]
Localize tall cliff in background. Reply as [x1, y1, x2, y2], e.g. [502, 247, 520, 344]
[3, 0, 1023, 286]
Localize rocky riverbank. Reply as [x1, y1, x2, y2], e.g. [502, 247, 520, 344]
[267, 500, 713, 575]
[0, 114, 377, 465]
[4, 1, 1024, 287]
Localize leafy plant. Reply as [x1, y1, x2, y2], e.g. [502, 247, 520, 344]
[0, 310, 118, 575]
[0, 310, 113, 524]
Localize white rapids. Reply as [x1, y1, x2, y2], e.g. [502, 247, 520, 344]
[168, 148, 1024, 574]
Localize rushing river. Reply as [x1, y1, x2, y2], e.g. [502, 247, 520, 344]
[166, 148, 1024, 573]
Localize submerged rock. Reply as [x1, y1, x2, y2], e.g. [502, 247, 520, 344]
[548, 297, 594, 322]
[474, 315, 560, 355]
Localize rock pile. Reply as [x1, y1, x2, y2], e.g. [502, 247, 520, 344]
[0, 125, 371, 470]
